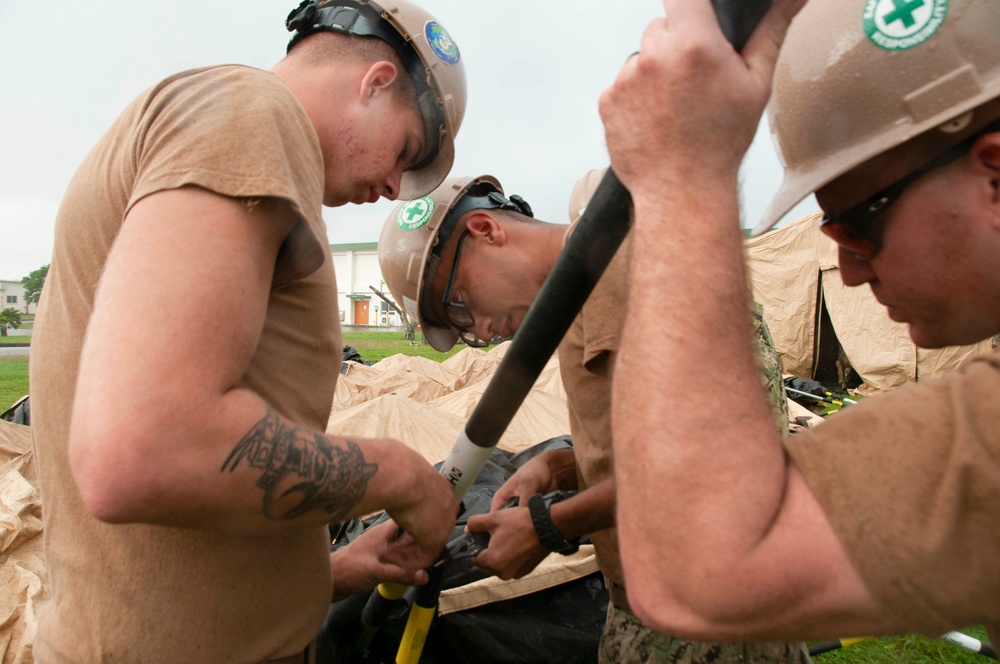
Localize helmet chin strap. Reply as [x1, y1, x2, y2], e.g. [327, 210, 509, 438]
[418, 182, 535, 325]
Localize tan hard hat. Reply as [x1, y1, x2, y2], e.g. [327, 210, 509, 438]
[567, 168, 608, 224]
[286, 0, 467, 199]
[378, 176, 503, 351]
[754, 0, 1000, 236]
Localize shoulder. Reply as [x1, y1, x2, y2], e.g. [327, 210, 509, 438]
[147, 66, 303, 119]
[132, 64, 321, 182]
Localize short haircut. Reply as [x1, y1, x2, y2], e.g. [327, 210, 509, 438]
[286, 32, 416, 102]
[490, 207, 539, 226]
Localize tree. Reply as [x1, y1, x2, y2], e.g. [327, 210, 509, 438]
[0, 308, 23, 336]
[369, 285, 417, 342]
[22, 264, 49, 311]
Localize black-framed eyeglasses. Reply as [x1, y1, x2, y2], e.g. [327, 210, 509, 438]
[424, 184, 533, 347]
[820, 117, 1000, 261]
[440, 229, 489, 347]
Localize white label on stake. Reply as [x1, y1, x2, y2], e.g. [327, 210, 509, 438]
[439, 431, 493, 500]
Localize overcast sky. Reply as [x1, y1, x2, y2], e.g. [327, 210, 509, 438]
[0, 0, 817, 282]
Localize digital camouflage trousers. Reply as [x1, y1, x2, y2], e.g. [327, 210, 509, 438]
[752, 301, 789, 437]
[599, 604, 811, 664]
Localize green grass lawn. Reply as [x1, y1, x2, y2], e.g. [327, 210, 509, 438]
[0, 331, 478, 412]
[342, 330, 487, 363]
[0, 356, 29, 413]
[809, 627, 992, 662]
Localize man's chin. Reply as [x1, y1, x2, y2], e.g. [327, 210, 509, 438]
[907, 324, 983, 350]
[323, 193, 349, 208]
[322, 189, 368, 207]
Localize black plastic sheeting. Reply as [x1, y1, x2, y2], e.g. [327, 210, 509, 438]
[341, 345, 374, 375]
[784, 377, 825, 398]
[317, 436, 608, 664]
[0, 395, 29, 425]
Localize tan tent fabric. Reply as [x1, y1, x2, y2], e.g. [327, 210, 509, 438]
[746, 213, 993, 391]
[745, 213, 823, 379]
[347, 354, 463, 405]
[328, 393, 469, 463]
[441, 345, 505, 391]
[787, 396, 824, 430]
[438, 545, 597, 615]
[331, 345, 571, 459]
[0, 421, 45, 664]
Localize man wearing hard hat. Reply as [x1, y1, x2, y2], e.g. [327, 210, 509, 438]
[377, 174, 807, 663]
[29, 1, 467, 661]
[603, 0, 1000, 648]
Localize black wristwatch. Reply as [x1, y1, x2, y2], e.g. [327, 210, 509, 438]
[527, 490, 581, 555]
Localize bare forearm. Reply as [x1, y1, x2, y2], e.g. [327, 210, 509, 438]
[610, 175, 896, 643]
[550, 479, 615, 541]
[71, 387, 428, 534]
[67, 187, 455, 545]
[612, 182, 788, 605]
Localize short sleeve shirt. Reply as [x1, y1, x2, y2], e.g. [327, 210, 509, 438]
[31, 66, 341, 662]
[787, 350, 1000, 644]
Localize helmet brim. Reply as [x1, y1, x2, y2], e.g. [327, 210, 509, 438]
[399, 134, 455, 200]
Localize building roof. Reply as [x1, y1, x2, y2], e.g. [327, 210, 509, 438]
[329, 242, 378, 252]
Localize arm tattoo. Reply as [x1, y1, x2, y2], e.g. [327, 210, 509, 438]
[220, 406, 377, 521]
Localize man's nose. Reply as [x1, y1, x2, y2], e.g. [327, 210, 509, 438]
[383, 171, 402, 201]
[838, 246, 876, 287]
[471, 318, 493, 344]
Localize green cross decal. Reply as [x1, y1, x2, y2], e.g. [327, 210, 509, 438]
[397, 196, 435, 230]
[405, 201, 427, 221]
[883, 0, 925, 28]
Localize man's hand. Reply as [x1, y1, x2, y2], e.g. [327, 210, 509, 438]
[380, 444, 459, 568]
[599, 0, 805, 201]
[329, 520, 432, 602]
[489, 449, 577, 512]
[489, 455, 556, 512]
[467, 507, 549, 580]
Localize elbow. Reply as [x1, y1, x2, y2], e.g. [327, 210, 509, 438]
[620, 548, 753, 641]
[627, 580, 757, 642]
[626, 583, 724, 641]
[68, 420, 160, 524]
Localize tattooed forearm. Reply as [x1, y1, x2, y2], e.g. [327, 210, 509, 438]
[221, 406, 378, 521]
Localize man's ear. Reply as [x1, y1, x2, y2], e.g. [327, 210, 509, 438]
[359, 60, 399, 102]
[971, 132, 1000, 205]
[464, 212, 506, 246]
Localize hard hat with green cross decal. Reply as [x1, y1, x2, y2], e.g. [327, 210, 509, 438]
[378, 175, 533, 351]
[753, 0, 1000, 235]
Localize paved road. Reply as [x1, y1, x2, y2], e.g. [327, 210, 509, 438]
[0, 324, 405, 358]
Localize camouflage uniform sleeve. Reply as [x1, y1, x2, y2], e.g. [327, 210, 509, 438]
[751, 301, 789, 437]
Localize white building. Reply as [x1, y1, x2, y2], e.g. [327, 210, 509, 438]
[2, 248, 404, 326]
[0, 279, 34, 315]
[330, 242, 401, 327]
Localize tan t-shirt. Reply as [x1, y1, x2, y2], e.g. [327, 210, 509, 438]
[787, 350, 1000, 646]
[30, 65, 341, 662]
[557, 231, 789, 589]
[557, 236, 631, 586]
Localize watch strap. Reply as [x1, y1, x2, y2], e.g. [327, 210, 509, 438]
[527, 492, 580, 555]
